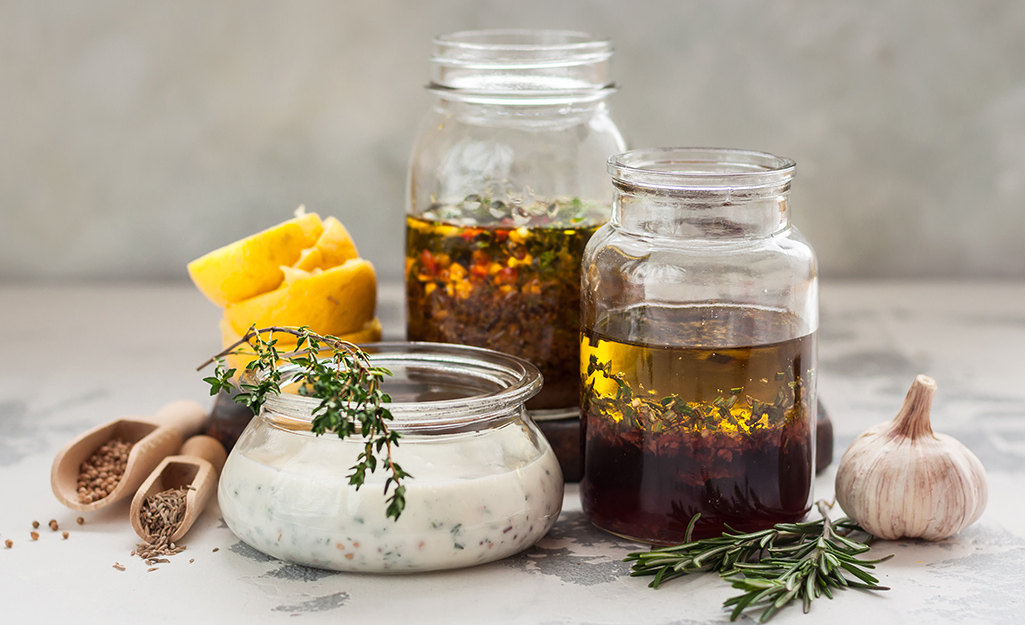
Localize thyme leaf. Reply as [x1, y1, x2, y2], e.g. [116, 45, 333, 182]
[624, 501, 891, 622]
[198, 325, 410, 520]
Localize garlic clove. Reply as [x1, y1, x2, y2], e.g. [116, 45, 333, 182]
[834, 375, 988, 541]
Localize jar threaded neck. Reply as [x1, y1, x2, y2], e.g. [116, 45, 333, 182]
[429, 29, 615, 103]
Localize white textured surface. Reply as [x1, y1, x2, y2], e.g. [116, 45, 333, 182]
[2, 2, 1025, 282]
[0, 281, 1023, 623]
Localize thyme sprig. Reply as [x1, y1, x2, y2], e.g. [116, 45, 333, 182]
[625, 501, 892, 622]
[198, 326, 409, 520]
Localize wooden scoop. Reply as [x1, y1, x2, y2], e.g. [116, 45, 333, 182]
[130, 435, 227, 543]
[51, 400, 208, 511]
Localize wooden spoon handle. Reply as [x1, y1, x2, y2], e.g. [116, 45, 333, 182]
[152, 400, 208, 439]
[179, 435, 227, 475]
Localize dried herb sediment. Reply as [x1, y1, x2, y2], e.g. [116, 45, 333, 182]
[626, 501, 892, 622]
[200, 326, 409, 520]
[406, 195, 606, 410]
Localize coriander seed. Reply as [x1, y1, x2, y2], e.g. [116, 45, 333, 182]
[5, 539, 12, 548]
[49, 520, 58, 531]
[30, 531, 39, 540]
[62, 531, 69, 539]
[31, 520, 39, 529]
[76, 517, 85, 525]
[76, 438, 133, 504]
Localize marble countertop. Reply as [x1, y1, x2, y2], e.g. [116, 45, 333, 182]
[1, 281, 1022, 624]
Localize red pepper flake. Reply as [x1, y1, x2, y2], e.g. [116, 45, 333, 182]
[498, 266, 518, 283]
[421, 249, 437, 275]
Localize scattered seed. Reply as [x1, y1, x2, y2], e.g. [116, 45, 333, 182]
[31, 521, 39, 529]
[212, 547, 219, 553]
[113, 562, 125, 571]
[62, 531, 69, 539]
[49, 520, 58, 532]
[76, 517, 85, 525]
[30, 532, 39, 540]
[5, 539, 12, 548]
[147, 567, 158, 572]
[189, 558, 195, 563]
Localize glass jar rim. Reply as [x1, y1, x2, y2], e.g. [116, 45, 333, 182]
[608, 148, 796, 192]
[429, 29, 615, 103]
[432, 29, 612, 68]
[242, 341, 543, 433]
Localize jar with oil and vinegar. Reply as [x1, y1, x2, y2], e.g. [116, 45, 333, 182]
[580, 148, 818, 544]
[404, 30, 627, 450]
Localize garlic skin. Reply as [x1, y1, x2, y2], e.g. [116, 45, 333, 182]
[834, 375, 988, 540]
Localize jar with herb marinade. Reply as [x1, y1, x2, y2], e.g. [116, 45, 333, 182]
[580, 148, 818, 544]
[405, 31, 627, 469]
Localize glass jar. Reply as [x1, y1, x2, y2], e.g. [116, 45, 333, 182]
[580, 148, 818, 544]
[405, 29, 627, 422]
[218, 342, 563, 573]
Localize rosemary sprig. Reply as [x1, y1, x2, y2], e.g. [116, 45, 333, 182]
[198, 326, 409, 520]
[625, 501, 892, 622]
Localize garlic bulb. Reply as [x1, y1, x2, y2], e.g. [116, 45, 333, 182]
[834, 375, 988, 540]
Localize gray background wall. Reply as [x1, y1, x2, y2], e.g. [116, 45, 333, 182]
[2, 1, 1023, 283]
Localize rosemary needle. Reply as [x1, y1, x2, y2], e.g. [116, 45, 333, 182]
[625, 501, 892, 622]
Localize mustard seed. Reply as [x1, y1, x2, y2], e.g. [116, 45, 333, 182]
[49, 520, 58, 531]
[31, 520, 39, 529]
[76, 517, 85, 525]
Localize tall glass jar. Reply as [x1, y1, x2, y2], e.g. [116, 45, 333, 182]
[580, 148, 818, 544]
[405, 30, 627, 425]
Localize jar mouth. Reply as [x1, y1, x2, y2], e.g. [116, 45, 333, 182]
[243, 342, 542, 433]
[433, 29, 612, 68]
[608, 148, 796, 192]
[429, 29, 614, 102]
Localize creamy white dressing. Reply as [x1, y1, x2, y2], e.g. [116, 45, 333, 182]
[218, 421, 563, 572]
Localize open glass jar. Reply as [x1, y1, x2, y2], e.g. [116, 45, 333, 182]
[405, 30, 626, 422]
[218, 342, 563, 573]
[580, 148, 818, 544]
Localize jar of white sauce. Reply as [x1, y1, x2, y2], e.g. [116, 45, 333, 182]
[218, 342, 564, 573]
